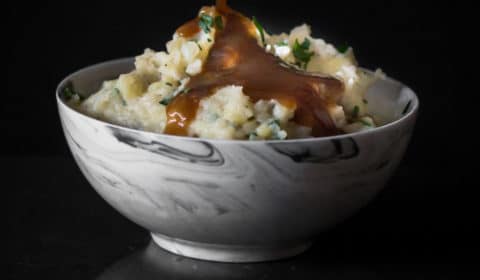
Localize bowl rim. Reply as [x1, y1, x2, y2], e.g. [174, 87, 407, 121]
[56, 57, 419, 144]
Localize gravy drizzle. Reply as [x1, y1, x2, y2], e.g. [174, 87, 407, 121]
[167, 0, 344, 137]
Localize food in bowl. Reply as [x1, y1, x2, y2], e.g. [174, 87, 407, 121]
[65, 0, 385, 140]
[57, 1, 418, 262]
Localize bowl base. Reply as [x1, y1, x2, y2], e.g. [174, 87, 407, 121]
[151, 232, 312, 263]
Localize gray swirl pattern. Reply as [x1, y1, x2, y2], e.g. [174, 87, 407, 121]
[56, 58, 419, 262]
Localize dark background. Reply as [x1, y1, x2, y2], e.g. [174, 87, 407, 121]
[6, 0, 474, 279]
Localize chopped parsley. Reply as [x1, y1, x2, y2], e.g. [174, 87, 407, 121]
[207, 38, 212, 42]
[252, 17, 265, 46]
[359, 119, 372, 127]
[209, 112, 220, 121]
[268, 119, 281, 127]
[352, 105, 359, 118]
[336, 43, 349, 54]
[199, 14, 214, 33]
[63, 84, 84, 101]
[272, 131, 287, 140]
[292, 39, 314, 69]
[215, 16, 224, 30]
[199, 14, 223, 33]
[165, 82, 173, 87]
[402, 100, 412, 115]
[113, 88, 126, 106]
[159, 96, 172, 106]
[276, 41, 289, 46]
[264, 119, 286, 140]
[195, 41, 203, 51]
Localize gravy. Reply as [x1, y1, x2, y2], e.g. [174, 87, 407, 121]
[166, 0, 344, 137]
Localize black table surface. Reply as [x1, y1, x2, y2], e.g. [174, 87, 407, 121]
[6, 155, 475, 279]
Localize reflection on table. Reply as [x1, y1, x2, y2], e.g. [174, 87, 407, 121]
[96, 240, 382, 280]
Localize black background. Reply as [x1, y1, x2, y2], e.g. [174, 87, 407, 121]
[6, 0, 474, 279]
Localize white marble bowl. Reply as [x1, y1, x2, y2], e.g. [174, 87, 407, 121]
[57, 58, 418, 262]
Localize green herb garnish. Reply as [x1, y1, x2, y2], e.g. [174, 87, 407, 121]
[276, 41, 288, 46]
[207, 38, 212, 42]
[336, 43, 349, 54]
[209, 113, 220, 121]
[268, 119, 281, 127]
[113, 88, 126, 106]
[252, 16, 265, 46]
[292, 39, 314, 69]
[63, 87, 75, 100]
[352, 105, 359, 118]
[215, 16, 223, 30]
[402, 100, 412, 115]
[63, 84, 84, 101]
[267, 119, 286, 140]
[159, 96, 172, 106]
[272, 131, 286, 140]
[195, 41, 203, 51]
[165, 82, 173, 87]
[199, 14, 214, 33]
[359, 119, 372, 127]
[199, 14, 223, 34]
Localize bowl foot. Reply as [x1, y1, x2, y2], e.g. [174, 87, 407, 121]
[151, 232, 312, 263]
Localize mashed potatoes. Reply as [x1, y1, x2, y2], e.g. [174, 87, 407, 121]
[69, 8, 383, 140]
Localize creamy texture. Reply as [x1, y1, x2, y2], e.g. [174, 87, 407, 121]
[70, 0, 384, 140]
[166, 2, 343, 137]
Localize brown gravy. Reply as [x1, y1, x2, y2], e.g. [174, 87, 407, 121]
[166, 0, 344, 137]
[176, 18, 200, 38]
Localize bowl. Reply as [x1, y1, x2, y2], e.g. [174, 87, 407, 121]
[57, 58, 418, 262]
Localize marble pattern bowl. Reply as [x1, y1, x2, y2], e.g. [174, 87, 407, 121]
[57, 58, 418, 263]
